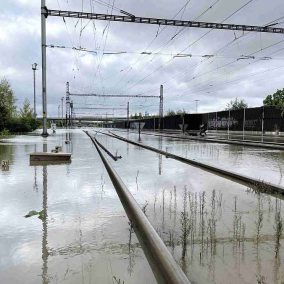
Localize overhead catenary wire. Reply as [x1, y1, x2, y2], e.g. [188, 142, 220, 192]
[135, 15, 284, 99]
[115, 0, 256, 97]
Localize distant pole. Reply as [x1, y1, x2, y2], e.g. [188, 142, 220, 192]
[195, 100, 199, 114]
[32, 63, 38, 119]
[127, 102, 129, 129]
[70, 100, 73, 128]
[262, 106, 265, 141]
[207, 113, 209, 131]
[66, 82, 70, 128]
[243, 108, 246, 140]
[61, 97, 64, 127]
[228, 110, 230, 136]
[159, 85, 163, 131]
[41, 0, 48, 136]
[58, 105, 60, 118]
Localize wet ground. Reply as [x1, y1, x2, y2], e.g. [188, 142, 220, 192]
[1, 129, 284, 284]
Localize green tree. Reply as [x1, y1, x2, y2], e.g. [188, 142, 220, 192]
[225, 97, 248, 110]
[263, 89, 284, 107]
[165, 109, 176, 116]
[20, 99, 33, 119]
[176, 109, 188, 115]
[0, 78, 17, 130]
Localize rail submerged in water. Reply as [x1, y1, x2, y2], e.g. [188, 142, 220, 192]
[84, 130, 192, 284]
[99, 130, 284, 195]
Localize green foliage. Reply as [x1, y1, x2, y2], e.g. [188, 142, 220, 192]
[24, 209, 46, 219]
[225, 97, 248, 110]
[263, 89, 284, 116]
[165, 109, 176, 116]
[20, 99, 33, 119]
[176, 109, 188, 116]
[131, 112, 143, 119]
[0, 78, 41, 133]
[0, 78, 17, 130]
[165, 109, 188, 116]
[0, 129, 10, 138]
[263, 89, 284, 107]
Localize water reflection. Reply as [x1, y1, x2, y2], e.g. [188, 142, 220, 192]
[0, 143, 15, 170]
[127, 222, 135, 276]
[158, 137, 163, 175]
[42, 164, 49, 284]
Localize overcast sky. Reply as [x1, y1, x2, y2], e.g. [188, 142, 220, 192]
[1, 0, 284, 117]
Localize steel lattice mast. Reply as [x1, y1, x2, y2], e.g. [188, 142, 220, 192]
[41, 6, 284, 135]
[45, 8, 284, 34]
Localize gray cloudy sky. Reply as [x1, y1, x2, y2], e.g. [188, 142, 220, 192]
[1, 0, 284, 117]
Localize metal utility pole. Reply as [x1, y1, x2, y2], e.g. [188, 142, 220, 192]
[61, 97, 64, 127]
[66, 82, 70, 128]
[243, 108, 246, 140]
[58, 105, 60, 118]
[70, 100, 73, 127]
[127, 102, 130, 129]
[194, 100, 199, 114]
[41, 0, 48, 136]
[159, 85, 163, 131]
[32, 63, 38, 119]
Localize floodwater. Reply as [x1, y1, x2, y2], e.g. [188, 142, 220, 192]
[112, 129, 284, 187]
[1, 128, 284, 284]
[0, 130, 155, 284]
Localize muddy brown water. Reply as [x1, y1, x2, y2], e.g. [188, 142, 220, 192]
[1, 129, 284, 284]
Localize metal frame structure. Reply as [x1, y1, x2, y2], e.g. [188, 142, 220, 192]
[40, 5, 284, 135]
[68, 87, 163, 129]
[46, 8, 284, 34]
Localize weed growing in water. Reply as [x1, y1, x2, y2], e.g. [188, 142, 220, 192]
[169, 190, 172, 219]
[217, 190, 223, 208]
[169, 229, 175, 253]
[274, 198, 283, 257]
[142, 200, 149, 216]
[173, 186, 177, 224]
[248, 180, 282, 196]
[136, 170, 139, 191]
[199, 191, 206, 252]
[154, 193, 157, 214]
[100, 174, 105, 198]
[113, 276, 125, 284]
[256, 275, 267, 284]
[255, 194, 264, 246]
[208, 190, 217, 253]
[180, 186, 190, 259]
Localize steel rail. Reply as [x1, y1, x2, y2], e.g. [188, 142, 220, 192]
[102, 130, 284, 195]
[89, 132, 121, 161]
[115, 129, 284, 150]
[84, 130, 192, 284]
[46, 9, 284, 34]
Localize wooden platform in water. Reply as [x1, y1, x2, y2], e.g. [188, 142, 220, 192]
[30, 152, 71, 162]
